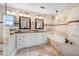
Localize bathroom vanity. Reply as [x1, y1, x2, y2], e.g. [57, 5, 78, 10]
[16, 31, 48, 49]
[15, 16, 47, 49]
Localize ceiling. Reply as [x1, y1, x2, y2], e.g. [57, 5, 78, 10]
[0, 3, 79, 15]
[7, 3, 67, 15]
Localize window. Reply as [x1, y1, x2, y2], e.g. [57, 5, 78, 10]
[3, 15, 15, 26]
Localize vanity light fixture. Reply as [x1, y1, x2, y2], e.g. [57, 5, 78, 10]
[11, 11, 16, 15]
[23, 14, 30, 17]
[36, 15, 44, 19]
[7, 10, 11, 15]
[19, 12, 30, 17]
[36, 16, 39, 19]
[19, 12, 24, 16]
[26, 14, 30, 17]
[23, 14, 26, 17]
[7, 10, 16, 15]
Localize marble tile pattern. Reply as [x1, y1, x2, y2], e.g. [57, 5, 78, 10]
[0, 51, 3, 56]
[15, 44, 61, 56]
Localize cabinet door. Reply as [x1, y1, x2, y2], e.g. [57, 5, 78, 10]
[36, 33, 42, 45]
[30, 33, 34, 46]
[17, 34, 24, 48]
[23, 33, 32, 47]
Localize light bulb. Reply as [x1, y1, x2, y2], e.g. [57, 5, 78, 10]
[36, 16, 39, 18]
[27, 14, 30, 17]
[7, 11, 10, 14]
[19, 13, 23, 16]
[55, 16, 58, 19]
[11, 12, 16, 15]
[23, 14, 26, 17]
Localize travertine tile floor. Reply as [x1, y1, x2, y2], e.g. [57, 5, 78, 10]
[15, 44, 62, 56]
[0, 51, 3, 56]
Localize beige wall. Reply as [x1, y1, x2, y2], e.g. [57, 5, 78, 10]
[50, 5, 79, 55]
[0, 5, 5, 43]
[68, 7, 79, 46]
[7, 7, 54, 32]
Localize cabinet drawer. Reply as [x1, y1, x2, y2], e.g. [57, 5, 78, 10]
[17, 38, 22, 40]
[17, 38, 23, 42]
[16, 34, 22, 37]
[17, 42, 23, 48]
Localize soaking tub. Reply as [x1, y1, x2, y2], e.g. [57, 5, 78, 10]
[48, 34, 79, 56]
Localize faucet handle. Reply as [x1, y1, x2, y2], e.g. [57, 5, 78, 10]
[65, 38, 69, 44]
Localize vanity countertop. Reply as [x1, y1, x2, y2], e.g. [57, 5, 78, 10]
[15, 31, 47, 33]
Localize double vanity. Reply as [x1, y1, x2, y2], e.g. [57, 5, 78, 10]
[3, 13, 48, 56]
[16, 31, 48, 49]
[15, 16, 48, 49]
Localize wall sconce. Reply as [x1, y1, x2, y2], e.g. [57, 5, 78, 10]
[7, 10, 16, 15]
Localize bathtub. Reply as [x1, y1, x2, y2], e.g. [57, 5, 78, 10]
[48, 34, 79, 56]
[48, 34, 65, 43]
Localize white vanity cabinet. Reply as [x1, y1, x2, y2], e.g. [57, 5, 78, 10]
[16, 32, 48, 49]
[16, 35, 24, 48]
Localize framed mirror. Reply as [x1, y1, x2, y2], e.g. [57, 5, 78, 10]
[35, 18, 44, 29]
[19, 17, 31, 29]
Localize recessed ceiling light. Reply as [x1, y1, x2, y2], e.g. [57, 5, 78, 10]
[40, 6, 45, 9]
[56, 10, 59, 12]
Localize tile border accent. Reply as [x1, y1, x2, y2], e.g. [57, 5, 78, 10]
[68, 20, 79, 23]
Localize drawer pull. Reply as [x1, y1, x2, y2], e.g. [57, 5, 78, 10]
[10, 29, 15, 31]
[10, 33, 14, 35]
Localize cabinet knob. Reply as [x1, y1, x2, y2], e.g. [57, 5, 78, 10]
[23, 36, 24, 38]
[70, 42, 73, 45]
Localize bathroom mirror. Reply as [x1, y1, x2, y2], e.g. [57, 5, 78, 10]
[19, 17, 31, 29]
[35, 19, 44, 29]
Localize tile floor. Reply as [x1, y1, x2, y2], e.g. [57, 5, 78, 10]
[15, 44, 62, 56]
[0, 51, 3, 56]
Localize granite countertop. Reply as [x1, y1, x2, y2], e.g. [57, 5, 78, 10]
[15, 30, 47, 33]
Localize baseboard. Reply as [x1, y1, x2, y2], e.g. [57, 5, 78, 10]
[11, 48, 17, 56]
